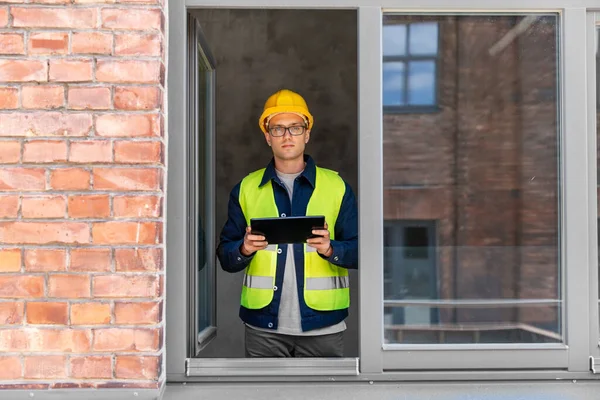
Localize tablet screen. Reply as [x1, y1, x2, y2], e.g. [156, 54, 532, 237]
[250, 215, 325, 244]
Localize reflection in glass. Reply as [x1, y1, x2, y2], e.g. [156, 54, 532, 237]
[382, 14, 561, 344]
[409, 22, 438, 55]
[383, 21, 439, 108]
[196, 56, 212, 335]
[408, 61, 436, 105]
[383, 25, 407, 56]
[383, 62, 405, 106]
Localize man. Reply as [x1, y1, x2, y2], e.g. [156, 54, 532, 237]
[217, 89, 358, 358]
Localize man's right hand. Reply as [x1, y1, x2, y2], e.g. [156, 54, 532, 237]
[240, 226, 268, 256]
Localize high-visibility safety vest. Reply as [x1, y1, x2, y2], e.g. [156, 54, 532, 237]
[238, 167, 350, 311]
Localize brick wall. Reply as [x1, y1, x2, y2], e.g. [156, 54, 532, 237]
[0, 0, 166, 391]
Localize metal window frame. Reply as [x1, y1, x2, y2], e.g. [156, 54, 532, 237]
[166, 0, 600, 382]
[588, 12, 600, 372]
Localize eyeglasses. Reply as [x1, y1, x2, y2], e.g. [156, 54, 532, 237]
[268, 125, 307, 137]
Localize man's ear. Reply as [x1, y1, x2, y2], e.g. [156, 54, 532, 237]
[263, 130, 271, 146]
[305, 130, 311, 144]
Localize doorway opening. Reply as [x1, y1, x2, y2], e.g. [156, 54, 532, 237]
[187, 8, 359, 361]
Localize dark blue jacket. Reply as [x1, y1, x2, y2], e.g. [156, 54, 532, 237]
[217, 155, 358, 332]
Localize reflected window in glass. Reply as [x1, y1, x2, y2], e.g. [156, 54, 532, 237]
[383, 21, 439, 111]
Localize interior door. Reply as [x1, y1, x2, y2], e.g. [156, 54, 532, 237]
[187, 14, 217, 355]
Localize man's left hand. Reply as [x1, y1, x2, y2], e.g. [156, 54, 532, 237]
[307, 221, 333, 257]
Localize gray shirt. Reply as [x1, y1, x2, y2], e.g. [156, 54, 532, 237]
[248, 169, 346, 336]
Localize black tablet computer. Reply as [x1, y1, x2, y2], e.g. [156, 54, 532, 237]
[250, 215, 326, 244]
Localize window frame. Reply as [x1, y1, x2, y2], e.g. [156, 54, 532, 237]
[587, 11, 600, 369]
[382, 20, 441, 113]
[166, 0, 600, 383]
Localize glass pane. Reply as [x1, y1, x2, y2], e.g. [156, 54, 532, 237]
[408, 61, 436, 105]
[383, 24, 407, 56]
[197, 55, 212, 335]
[383, 62, 405, 106]
[409, 22, 439, 55]
[382, 14, 561, 345]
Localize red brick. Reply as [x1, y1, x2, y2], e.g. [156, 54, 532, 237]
[74, 0, 115, 3]
[69, 141, 112, 163]
[12, 7, 97, 29]
[115, 141, 161, 164]
[115, 355, 158, 379]
[72, 32, 112, 55]
[93, 168, 160, 191]
[96, 114, 160, 137]
[115, 34, 160, 56]
[70, 356, 112, 379]
[0, 276, 44, 298]
[0, 60, 47, 82]
[0, 112, 92, 137]
[70, 302, 111, 324]
[0, 357, 21, 380]
[48, 274, 90, 298]
[49, 168, 91, 190]
[24, 249, 66, 271]
[0, 302, 24, 324]
[68, 195, 110, 218]
[22, 85, 64, 109]
[0, 328, 88, 353]
[0, 329, 27, 351]
[0, 222, 89, 244]
[24, 356, 66, 378]
[29, 32, 68, 55]
[114, 86, 160, 110]
[0, 33, 25, 55]
[115, 248, 162, 272]
[0, 141, 20, 163]
[118, 0, 159, 3]
[26, 301, 68, 324]
[101, 8, 161, 31]
[49, 59, 93, 82]
[21, 195, 65, 219]
[114, 301, 160, 324]
[93, 275, 159, 298]
[96, 60, 161, 84]
[0, 168, 45, 191]
[0, 8, 7, 28]
[68, 87, 111, 110]
[0, 196, 19, 218]
[31, 0, 71, 3]
[70, 248, 111, 272]
[23, 140, 67, 163]
[93, 328, 159, 352]
[0, 249, 21, 272]
[113, 196, 161, 218]
[92, 222, 160, 245]
[0, 87, 18, 109]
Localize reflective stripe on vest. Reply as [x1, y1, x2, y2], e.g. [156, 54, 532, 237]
[305, 275, 350, 290]
[238, 166, 350, 311]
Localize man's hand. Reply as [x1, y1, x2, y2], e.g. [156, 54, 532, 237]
[240, 226, 268, 256]
[307, 222, 333, 257]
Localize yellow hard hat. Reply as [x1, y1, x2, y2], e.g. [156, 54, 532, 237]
[258, 89, 314, 134]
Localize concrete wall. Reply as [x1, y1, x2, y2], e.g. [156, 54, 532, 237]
[190, 9, 359, 357]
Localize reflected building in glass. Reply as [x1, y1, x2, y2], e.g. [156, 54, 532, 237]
[382, 15, 561, 344]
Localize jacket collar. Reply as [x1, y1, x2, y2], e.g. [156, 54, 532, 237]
[259, 154, 316, 189]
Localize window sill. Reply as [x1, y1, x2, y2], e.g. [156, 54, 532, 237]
[383, 105, 442, 114]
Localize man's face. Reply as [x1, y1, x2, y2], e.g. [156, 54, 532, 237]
[264, 113, 310, 161]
